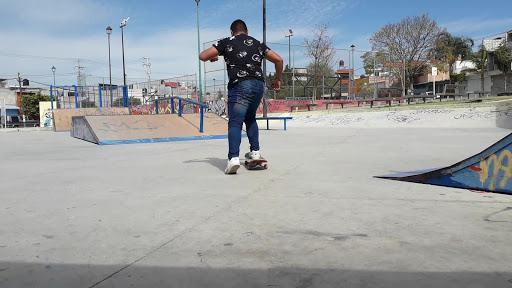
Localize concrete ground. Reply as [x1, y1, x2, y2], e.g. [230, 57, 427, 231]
[1, 122, 512, 287]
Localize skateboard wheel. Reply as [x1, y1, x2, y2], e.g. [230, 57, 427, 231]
[264, 164, 268, 169]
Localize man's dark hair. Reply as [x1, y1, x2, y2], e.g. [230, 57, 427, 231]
[230, 19, 248, 34]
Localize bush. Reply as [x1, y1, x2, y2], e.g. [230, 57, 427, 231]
[450, 73, 466, 83]
[20, 94, 52, 118]
[113, 97, 142, 107]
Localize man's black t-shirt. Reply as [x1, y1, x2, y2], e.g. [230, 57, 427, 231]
[213, 34, 270, 89]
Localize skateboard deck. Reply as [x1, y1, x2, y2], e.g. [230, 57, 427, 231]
[244, 158, 268, 170]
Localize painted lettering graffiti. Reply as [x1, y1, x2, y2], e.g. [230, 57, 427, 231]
[205, 100, 227, 116]
[473, 149, 512, 191]
[454, 107, 512, 120]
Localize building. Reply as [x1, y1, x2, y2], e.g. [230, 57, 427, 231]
[0, 79, 50, 115]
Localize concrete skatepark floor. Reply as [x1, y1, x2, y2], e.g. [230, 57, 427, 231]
[1, 124, 512, 287]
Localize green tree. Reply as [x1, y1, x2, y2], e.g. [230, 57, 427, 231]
[282, 64, 292, 97]
[20, 94, 51, 118]
[494, 43, 512, 91]
[361, 51, 388, 76]
[356, 78, 374, 94]
[464, 45, 488, 91]
[80, 99, 96, 108]
[433, 32, 474, 81]
[113, 96, 142, 107]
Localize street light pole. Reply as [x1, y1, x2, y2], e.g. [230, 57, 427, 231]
[351, 44, 355, 99]
[373, 52, 377, 98]
[213, 79, 216, 99]
[106, 26, 113, 107]
[262, 0, 267, 117]
[120, 17, 130, 106]
[284, 29, 293, 98]
[51, 66, 56, 88]
[195, 0, 203, 103]
[284, 29, 293, 69]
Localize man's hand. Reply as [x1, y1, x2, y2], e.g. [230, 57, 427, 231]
[271, 79, 281, 90]
[209, 56, 219, 62]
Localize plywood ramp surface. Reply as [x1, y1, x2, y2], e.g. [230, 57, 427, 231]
[182, 113, 247, 135]
[84, 114, 201, 141]
[54, 108, 129, 131]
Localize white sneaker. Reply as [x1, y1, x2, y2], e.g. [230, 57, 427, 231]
[245, 150, 261, 160]
[225, 157, 240, 174]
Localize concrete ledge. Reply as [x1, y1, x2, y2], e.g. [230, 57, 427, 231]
[0, 127, 54, 133]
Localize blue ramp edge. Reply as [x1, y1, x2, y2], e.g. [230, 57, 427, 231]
[98, 134, 246, 145]
[375, 132, 512, 195]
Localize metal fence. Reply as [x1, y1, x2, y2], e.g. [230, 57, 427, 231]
[127, 74, 199, 104]
[202, 38, 402, 100]
[50, 85, 127, 109]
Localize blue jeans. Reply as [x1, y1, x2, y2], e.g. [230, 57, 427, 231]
[227, 80, 265, 159]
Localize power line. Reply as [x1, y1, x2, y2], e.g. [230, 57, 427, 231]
[29, 80, 52, 87]
[471, 31, 508, 42]
[0, 51, 194, 77]
[0, 52, 78, 61]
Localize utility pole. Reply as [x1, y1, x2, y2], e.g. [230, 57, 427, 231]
[75, 59, 86, 86]
[75, 59, 86, 108]
[18, 73, 25, 127]
[143, 57, 151, 104]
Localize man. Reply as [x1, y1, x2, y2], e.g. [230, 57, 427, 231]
[199, 19, 283, 174]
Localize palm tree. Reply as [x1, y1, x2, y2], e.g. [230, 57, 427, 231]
[434, 32, 474, 78]
[494, 43, 512, 91]
[463, 45, 488, 91]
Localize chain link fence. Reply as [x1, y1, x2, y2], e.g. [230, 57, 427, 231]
[201, 39, 398, 101]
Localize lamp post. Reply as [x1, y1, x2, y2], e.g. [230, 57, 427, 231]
[51, 66, 56, 87]
[213, 78, 216, 100]
[262, 0, 267, 117]
[284, 29, 293, 98]
[284, 29, 293, 69]
[120, 17, 130, 106]
[106, 26, 113, 107]
[350, 44, 355, 99]
[195, 0, 203, 103]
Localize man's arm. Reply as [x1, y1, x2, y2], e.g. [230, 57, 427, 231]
[265, 50, 283, 90]
[199, 47, 219, 62]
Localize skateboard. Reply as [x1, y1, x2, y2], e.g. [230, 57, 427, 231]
[244, 158, 268, 170]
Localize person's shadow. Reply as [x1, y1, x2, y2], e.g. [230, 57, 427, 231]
[183, 158, 228, 172]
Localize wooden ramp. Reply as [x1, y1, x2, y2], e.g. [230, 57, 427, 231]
[53, 108, 130, 131]
[71, 114, 233, 145]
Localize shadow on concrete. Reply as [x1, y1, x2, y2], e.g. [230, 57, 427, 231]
[496, 105, 512, 130]
[183, 157, 226, 172]
[1, 262, 512, 288]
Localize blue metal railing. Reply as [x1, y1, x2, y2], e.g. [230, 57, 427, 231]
[152, 96, 209, 133]
[50, 85, 128, 109]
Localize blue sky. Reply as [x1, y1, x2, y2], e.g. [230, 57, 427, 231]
[1, 0, 511, 88]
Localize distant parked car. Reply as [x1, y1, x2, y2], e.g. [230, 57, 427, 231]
[1, 115, 39, 128]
